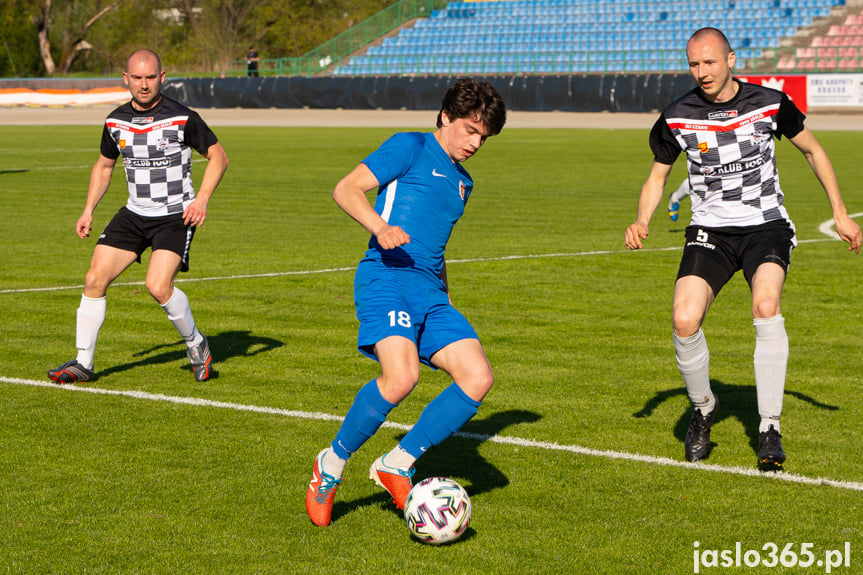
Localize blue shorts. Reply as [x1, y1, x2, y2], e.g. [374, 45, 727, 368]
[354, 263, 478, 367]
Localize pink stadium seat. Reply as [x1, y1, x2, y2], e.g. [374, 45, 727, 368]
[816, 58, 838, 70]
[777, 57, 796, 70]
[811, 36, 825, 47]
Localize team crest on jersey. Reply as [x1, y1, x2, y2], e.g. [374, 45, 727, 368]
[156, 138, 169, 151]
[698, 142, 709, 153]
[119, 139, 126, 149]
[132, 116, 154, 124]
[751, 132, 770, 145]
[458, 180, 466, 200]
[707, 110, 738, 120]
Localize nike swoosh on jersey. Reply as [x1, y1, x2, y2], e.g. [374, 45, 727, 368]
[432, 169, 447, 178]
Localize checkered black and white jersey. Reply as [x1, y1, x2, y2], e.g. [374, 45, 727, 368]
[650, 80, 806, 229]
[100, 97, 219, 217]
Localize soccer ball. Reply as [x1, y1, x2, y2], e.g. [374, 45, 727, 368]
[404, 477, 472, 545]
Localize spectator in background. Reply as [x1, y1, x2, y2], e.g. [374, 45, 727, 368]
[246, 46, 259, 77]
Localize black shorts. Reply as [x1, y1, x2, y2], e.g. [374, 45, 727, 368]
[97, 206, 195, 272]
[676, 221, 796, 296]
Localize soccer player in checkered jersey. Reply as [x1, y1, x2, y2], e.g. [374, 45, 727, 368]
[48, 49, 228, 384]
[625, 28, 861, 469]
[305, 78, 506, 527]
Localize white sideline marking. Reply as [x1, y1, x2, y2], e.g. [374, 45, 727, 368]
[0, 241, 832, 296]
[3, 375, 862, 493]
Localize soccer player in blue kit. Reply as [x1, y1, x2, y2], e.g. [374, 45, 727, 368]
[305, 78, 506, 527]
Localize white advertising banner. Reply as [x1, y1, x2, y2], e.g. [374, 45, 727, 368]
[807, 74, 863, 108]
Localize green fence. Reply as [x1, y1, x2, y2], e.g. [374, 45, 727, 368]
[230, 0, 450, 77]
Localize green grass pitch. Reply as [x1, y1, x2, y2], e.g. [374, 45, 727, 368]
[1, 123, 861, 573]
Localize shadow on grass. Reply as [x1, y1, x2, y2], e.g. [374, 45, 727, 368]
[633, 379, 838, 460]
[331, 409, 541, 524]
[97, 329, 284, 379]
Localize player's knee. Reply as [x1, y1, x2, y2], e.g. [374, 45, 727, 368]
[672, 311, 701, 338]
[378, 371, 420, 402]
[83, 268, 111, 295]
[752, 298, 780, 320]
[145, 280, 173, 305]
[461, 366, 494, 401]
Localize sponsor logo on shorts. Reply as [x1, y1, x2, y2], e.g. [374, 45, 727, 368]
[687, 228, 716, 250]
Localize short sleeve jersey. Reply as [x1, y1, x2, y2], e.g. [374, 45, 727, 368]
[649, 80, 805, 228]
[100, 96, 219, 217]
[360, 132, 474, 280]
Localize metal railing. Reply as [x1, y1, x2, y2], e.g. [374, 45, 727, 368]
[229, 0, 450, 77]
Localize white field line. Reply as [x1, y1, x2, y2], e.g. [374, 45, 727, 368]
[0, 238, 837, 296]
[817, 212, 863, 240]
[2, 375, 862, 493]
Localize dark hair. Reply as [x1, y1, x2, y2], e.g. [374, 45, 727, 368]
[436, 78, 507, 136]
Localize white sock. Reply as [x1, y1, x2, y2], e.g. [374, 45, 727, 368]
[671, 179, 690, 203]
[754, 314, 787, 432]
[321, 448, 348, 478]
[75, 295, 106, 370]
[161, 287, 203, 347]
[760, 418, 781, 434]
[385, 445, 417, 470]
[674, 329, 715, 414]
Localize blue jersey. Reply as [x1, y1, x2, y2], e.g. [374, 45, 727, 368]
[360, 132, 473, 281]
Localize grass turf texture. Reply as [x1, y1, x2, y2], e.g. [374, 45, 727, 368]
[1, 124, 861, 573]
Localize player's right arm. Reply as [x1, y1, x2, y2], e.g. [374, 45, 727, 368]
[77, 154, 117, 239]
[333, 162, 410, 250]
[625, 161, 673, 250]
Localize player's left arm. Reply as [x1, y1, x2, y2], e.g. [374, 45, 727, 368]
[789, 127, 861, 253]
[183, 141, 229, 227]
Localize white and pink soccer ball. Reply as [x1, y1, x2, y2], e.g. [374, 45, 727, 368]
[404, 477, 472, 545]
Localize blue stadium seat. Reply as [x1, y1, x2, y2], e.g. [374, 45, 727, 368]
[337, 0, 830, 76]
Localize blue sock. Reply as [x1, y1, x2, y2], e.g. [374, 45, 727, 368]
[399, 383, 481, 459]
[331, 379, 396, 460]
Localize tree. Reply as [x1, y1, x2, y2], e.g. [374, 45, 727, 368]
[32, 0, 123, 75]
[0, 0, 403, 77]
[0, 0, 42, 76]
